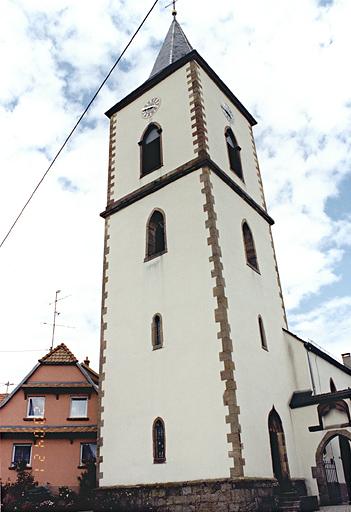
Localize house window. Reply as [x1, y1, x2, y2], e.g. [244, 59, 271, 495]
[225, 128, 243, 180]
[152, 314, 163, 349]
[27, 397, 45, 418]
[140, 123, 162, 176]
[258, 316, 268, 351]
[146, 210, 167, 260]
[70, 397, 88, 418]
[153, 418, 166, 463]
[12, 444, 32, 467]
[80, 443, 97, 466]
[242, 221, 259, 271]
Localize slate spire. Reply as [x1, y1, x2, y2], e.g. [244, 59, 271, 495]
[149, 17, 193, 78]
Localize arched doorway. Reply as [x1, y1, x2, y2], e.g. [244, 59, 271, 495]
[315, 430, 351, 505]
[268, 407, 291, 491]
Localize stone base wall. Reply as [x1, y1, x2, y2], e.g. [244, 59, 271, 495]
[95, 478, 281, 512]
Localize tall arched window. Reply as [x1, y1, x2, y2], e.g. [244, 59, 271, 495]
[258, 316, 268, 351]
[242, 221, 259, 272]
[140, 123, 162, 176]
[152, 314, 163, 349]
[145, 210, 167, 260]
[153, 418, 166, 463]
[330, 378, 337, 393]
[225, 128, 243, 181]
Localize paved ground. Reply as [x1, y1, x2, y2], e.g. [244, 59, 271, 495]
[320, 506, 351, 511]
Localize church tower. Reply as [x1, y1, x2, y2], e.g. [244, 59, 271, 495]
[98, 12, 301, 510]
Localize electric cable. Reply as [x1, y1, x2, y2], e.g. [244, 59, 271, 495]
[0, 0, 160, 249]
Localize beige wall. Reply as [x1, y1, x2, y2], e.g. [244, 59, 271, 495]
[110, 65, 195, 203]
[101, 170, 233, 485]
[199, 68, 264, 207]
[286, 330, 351, 496]
[211, 171, 300, 479]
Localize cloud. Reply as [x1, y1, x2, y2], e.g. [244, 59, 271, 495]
[0, 0, 350, 388]
[290, 296, 351, 360]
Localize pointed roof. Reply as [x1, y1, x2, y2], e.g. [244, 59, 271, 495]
[39, 343, 77, 364]
[150, 18, 193, 78]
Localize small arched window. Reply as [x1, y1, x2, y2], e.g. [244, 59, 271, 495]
[153, 418, 166, 463]
[140, 123, 162, 176]
[242, 221, 259, 272]
[225, 128, 243, 181]
[258, 316, 268, 351]
[145, 210, 167, 260]
[152, 314, 163, 349]
[330, 378, 337, 393]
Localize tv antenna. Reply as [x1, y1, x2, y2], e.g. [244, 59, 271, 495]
[0, 381, 14, 394]
[42, 290, 74, 350]
[165, 0, 178, 16]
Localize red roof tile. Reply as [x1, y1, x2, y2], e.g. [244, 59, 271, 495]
[0, 393, 8, 403]
[39, 343, 77, 364]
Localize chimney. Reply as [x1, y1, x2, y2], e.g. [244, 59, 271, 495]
[342, 353, 351, 369]
[84, 356, 90, 366]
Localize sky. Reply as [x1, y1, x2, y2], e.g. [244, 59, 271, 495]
[0, 0, 350, 390]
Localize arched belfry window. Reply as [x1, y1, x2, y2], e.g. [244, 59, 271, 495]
[145, 210, 167, 260]
[140, 123, 162, 176]
[152, 314, 163, 349]
[258, 316, 268, 351]
[242, 221, 259, 272]
[225, 128, 243, 181]
[153, 418, 166, 463]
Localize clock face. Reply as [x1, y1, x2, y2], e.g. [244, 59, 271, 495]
[221, 102, 234, 123]
[141, 97, 161, 119]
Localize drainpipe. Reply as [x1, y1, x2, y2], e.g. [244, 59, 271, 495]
[306, 344, 316, 395]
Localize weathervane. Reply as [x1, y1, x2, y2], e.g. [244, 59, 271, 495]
[165, 0, 178, 17]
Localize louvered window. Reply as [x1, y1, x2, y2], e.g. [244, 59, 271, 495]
[226, 128, 243, 180]
[141, 124, 162, 176]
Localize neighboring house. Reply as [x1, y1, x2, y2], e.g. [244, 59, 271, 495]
[0, 344, 98, 492]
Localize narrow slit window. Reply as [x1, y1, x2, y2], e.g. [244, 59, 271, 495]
[152, 314, 163, 349]
[329, 378, 337, 393]
[225, 128, 243, 180]
[140, 124, 162, 176]
[258, 316, 268, 351]
[146, 210, 166, 259]
[153, 418, 166, 463]
[242, 222, 259, 271]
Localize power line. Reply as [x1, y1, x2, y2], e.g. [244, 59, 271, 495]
[0, 0, 160, 249]
[0, 349, 47, 353]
